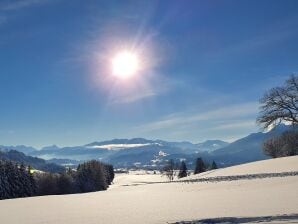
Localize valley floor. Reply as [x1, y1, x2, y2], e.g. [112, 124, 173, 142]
[0, 156, 298, 224]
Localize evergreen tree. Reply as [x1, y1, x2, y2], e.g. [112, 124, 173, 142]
[75, 160, 110, 193]
[28, 166, 37, 196]
[35, 173, 59, 195]
[194, 158, 206, 174]
[0, 161, 10, 199]
[57, 173, 74, 194]
[211, 161, 218, 170]
[0, 161, 36, 200]
[6, 161, 18, 198]
[19, 163, 28, 197]
[178, 161, 188, 178]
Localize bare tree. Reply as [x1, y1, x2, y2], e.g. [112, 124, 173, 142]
[162, 159, 175, 181]
[280, 131, 298, 156]
[263, 136, 284, 158]
[263, 131, 298, 158]
[257, 75, 298, 129]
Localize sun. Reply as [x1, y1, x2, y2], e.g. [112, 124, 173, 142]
[112, 51, 139, 79]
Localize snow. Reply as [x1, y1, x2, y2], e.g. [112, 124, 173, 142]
[184, 155, 298, 180]
[86, 143, 159, 150]
[158, 150, 168, 157]
[0, 156, 298, 224]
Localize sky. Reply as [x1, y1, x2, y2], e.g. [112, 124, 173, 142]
[0, 0, 298, 148]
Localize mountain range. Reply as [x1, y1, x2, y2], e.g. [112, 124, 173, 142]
[0, 124, 294, 169]
[0, 150, 65, 173]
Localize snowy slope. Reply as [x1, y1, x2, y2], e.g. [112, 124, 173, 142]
[0, 156, 297, 224]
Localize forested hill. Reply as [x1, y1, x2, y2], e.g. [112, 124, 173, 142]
[0, 150, 65, 173]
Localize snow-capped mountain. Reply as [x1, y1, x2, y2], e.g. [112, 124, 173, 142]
[85, 138, 162, 150]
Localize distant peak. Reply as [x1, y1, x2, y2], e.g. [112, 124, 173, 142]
[41, 145, 60, 151]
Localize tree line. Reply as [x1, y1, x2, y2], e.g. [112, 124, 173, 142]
[0, 160, 114, 200]
[163, 158, 217, 181]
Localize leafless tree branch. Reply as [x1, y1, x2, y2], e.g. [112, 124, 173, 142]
[257, 75, 298, 129]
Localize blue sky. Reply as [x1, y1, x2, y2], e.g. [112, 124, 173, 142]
[0, 0, 297, 148]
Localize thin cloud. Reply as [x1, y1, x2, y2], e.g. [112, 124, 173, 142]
[107, 74, 172, 105]
[134, 102, 258, 132]
[0, 0, 49, 11]
[210, 120, 256, 131]
[112, 89, 157, 104]
[206, 17, 298, 61]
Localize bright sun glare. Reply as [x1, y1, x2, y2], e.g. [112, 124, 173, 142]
[112, 51, 139, 79]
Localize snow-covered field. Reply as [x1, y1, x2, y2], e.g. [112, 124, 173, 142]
[1, 156, 298, 224]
